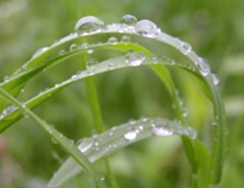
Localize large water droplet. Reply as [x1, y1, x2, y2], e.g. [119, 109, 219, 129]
[75, 16, 104, 34]
[195, 57, 210, 76]
[32, 47, 49, 59]
[125, 50, 145, 66]
[124, 129, 137, 141]
[153, 127, 173, 136]
[78, 138, 94, 153]
[180, 42, 192, 55]
[135, 19, 159, 38]
[121, 14, 138, 26]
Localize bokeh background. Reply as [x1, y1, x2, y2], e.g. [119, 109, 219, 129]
[0, 0, 244, 187]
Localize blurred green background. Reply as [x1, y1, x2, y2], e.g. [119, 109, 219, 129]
[0, 0, 244, 187]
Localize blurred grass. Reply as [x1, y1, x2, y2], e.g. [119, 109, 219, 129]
[0, 0, 244, 187]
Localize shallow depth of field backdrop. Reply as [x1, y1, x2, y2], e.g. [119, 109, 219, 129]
[0, 0, 244, 188]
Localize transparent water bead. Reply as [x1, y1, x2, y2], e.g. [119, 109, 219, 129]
[180, 42, 192, 55]
[135, 19, 159, 38]
[125, 50, 145, 66]
[210, 73, 220, 85]
[77, 138, 94, 153]
[86, 58, 98, 69]
[0, 105, 16, 119]
[108, 36, 118, 44]
[121, 35, 131, 42]
[124, 129, 138, 141]
[75, 16, 105, 34]
[184, 127, 197, 139]
[69, 44, 77, 51]
[59, 50, 66, 56]
[32, 47, 49, 59]
[195, 57, 210, 76]
[153, 127, 173, 136]
[121, 14, 138, 26]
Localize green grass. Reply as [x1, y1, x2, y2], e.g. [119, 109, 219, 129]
[0, 1, 243, 188]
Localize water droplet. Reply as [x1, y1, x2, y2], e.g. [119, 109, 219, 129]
[59, 50, 66, 56]
[153, 127, 173, 136]
[108, 131, 113, 136]
[108, 36, 118, 44]
[125, 50, 145, 66]
[87, 49, 94, 54]
[78, 138, 94, 153]
[86, 58, 98, 69]
[81, 43, 89, 49]
[121, 14, 138, 26]
[75, 16, 104, 34]
[32, 47, 49, 59]
[107, 62, 115, 70]
[184, 127, 197, 139]
[135, 19, 159, 38]
[195, 57, 210, 76]
[210, 73, 220, 85]
[0, 105, 16, 119]
[124, 129, 137, 141]
[69, 44, 77, 51]
[121, 35, 131, 42]
[180, 42, 192, 55]
[71, 74, 78, 80]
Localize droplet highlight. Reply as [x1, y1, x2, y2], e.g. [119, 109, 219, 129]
[124, 129, 137, 141]
[121, 14, 138, 26]
[125, 50, 145, 67]
[195, 57, 210, 76]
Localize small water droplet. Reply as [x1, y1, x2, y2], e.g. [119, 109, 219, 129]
[87, 49, 94, 54]
[124, 129, 137, 141]
[210, 73, 220, 85]
[69, 44, 78, 51]
[78, 138, 94, 153]
[59, 50, 66, 56]
[180, 42, 192, 55]
[121, 14, 138, 26]
[0, 105, 16, 119]
[71, 74, 78, 80]
[108, 131, 113, 136]
[184, 127, 197, 139]
[107, 62, 115, 70]
[108, 36, 118, 44]
[195, 57, 210, 76]
[125, 50, 145, 66]
[75, 16, 104, 34]
[86, 58, 98, 69]
[81, 43, 89, 49]
[121, 35, 131, 42]
[135, 19, 159, 38]
[32, 47, 49, 59]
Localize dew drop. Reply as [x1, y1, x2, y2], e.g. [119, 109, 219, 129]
[69, 44, 78, 51]
[87, 49, 94, 54]
[81, 43, 89, 49]
[135, 19, 159, 38]
[108, 36, 118, 44]
[184, 127, 197, 139]
[78, 138, 94, 153]
[210, 73, 220, 85]
[153, 127, 173, 136]
[0, 105, 16, 119]
[124, 129, 137, 141]
[32, 47, 49, 59]
[125, 50, 145, 66]
[75, 16, 104, 34]
[121, 35, 131, 42]
[86, 58, 98, 69]
[195, 57, 210, 76]
[59, 50, 66, 56]
[180, 42, 192, 55]
[121, 14, 138, 26]
[71, 74, 78, 80]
